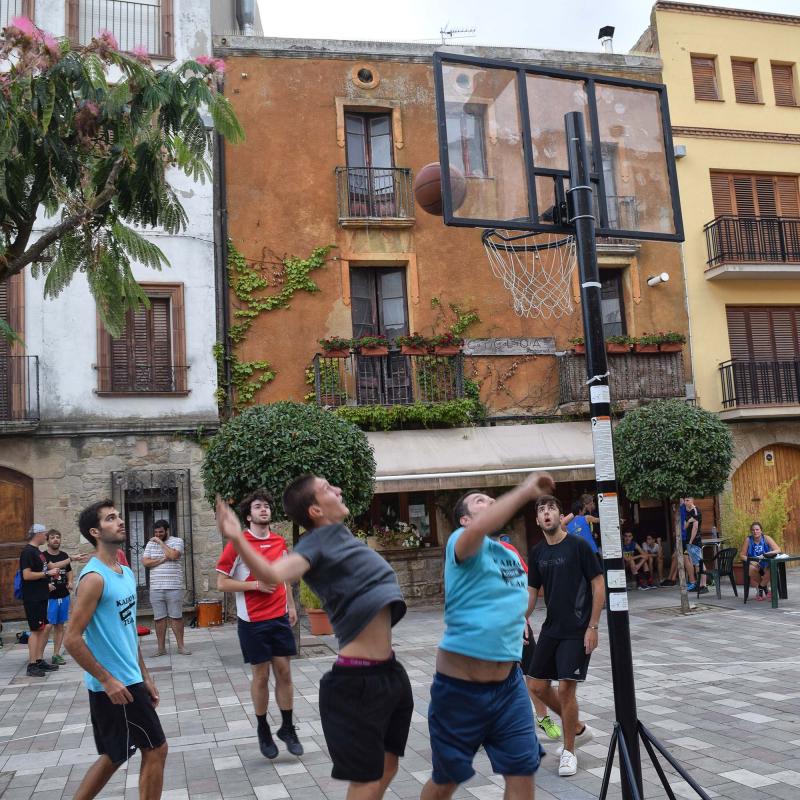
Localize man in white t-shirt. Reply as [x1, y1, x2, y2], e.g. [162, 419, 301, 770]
[142, 520, 190, 655]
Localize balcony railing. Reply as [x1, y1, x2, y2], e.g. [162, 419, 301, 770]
[1, 0, 35, 28]
[67, 0, 173, 58]
[705, 216, 800, 267]
[313, 351, 463, 407]
[0, 355, 40, 424]
[559, 351, 685, 405]
[335, 167, 414, 223]
[719, 359, 800, 409]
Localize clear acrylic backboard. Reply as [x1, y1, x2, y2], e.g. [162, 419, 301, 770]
[433, 52, 684, 242]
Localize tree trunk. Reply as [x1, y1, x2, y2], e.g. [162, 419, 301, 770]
[673, 502, 691, 614]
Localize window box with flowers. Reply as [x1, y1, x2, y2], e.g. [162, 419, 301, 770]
[318, 336, 353, 358]
[395, 333, 434, 356]
[431, 332, 464, 356]
[569, 336, 585, 354]
[633, 333, 661, 353]
[606, 335, 633, 354]
[658, 332, 686, 352]
[354, 335, 390, 356]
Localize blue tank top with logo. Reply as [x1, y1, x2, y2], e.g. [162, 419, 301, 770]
[78, 557, 142, 691]
[746, 535, 770, 567]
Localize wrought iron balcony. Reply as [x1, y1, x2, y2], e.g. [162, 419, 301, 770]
[67, 0, 173, 58]
[704, 216, 800, 277]
[559, 351, 685, 405]
[0, 356, 40, 426]
[335, 167, 415, 225]
[313, 351, 463, 407]
[720, 359, 800, 409]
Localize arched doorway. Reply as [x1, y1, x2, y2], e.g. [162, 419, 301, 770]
[0, 466, 33, 620]
[733, 445, 800, 553]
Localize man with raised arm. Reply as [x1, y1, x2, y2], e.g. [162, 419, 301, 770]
[420, 473, 554, 800]
[215, 475, 412, 800]
[65, 500, 167, 800]
[527, 495, 604, 778]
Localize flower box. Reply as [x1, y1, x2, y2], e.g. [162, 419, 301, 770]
[433, 345, 461, 356]
[606, 343, 631, 354]
[400, 345, 429, 356]
[659, 343, 682, 352]
[359, 345, 389, 357]
[306, 608, 333, 636]
[634, 343, 659, 353]
[321, 348, 350, 358]
[571, 344, 586, 354]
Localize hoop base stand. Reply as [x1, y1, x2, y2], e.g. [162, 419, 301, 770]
[600, 723, 712, 800]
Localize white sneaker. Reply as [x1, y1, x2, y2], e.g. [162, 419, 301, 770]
[558, 749, 578, 776]
[555, 725, 594, 755]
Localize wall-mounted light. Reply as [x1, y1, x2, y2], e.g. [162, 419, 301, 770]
[674, 144, 687, 159]
[647, 272, 670, 287]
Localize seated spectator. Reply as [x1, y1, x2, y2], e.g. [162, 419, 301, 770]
[640, 535, 664, 584]
[623, 532, 653, 589]
[566, 498, 600, 562]
[740, 521, 781, 601]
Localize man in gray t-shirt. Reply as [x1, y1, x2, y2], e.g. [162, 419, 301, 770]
[215, 474, 412, 796]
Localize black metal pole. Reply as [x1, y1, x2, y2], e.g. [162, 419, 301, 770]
[565, 111, 643, 800]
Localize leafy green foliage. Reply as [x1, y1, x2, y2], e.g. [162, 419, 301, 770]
[299, 580, 323, 609]
[201, 402, 376, 519]
[720, 491, 751, 555]
[0, 23, 244, 336]
[333, 398, 485, 432]
[614, 400, 733, 501]
[759, 479, 795, 549]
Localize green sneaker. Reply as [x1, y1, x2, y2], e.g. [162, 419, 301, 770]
[537, 715, 562, 740]
[51, 654, 66, 666]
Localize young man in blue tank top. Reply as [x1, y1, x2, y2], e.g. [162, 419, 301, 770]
[65, 500, 167, 800]
[420, 473, 554, 800]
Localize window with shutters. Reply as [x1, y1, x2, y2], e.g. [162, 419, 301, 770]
[96, 284, 187, 395]
[690, 55, 720, 101]
[771, 63, 797, 107]
[731, 59, 760, 104]
[710, 173, 800, 217]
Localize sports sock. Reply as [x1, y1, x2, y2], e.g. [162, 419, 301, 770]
[256, 713, 269, 733]
[280, 709, 293, 729]
[576, 724, 586, 736]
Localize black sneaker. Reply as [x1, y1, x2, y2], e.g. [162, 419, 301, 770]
[277, 725, 304, 756]
[37, 659, 59, 671]
[258, 727, 278, 759]
[26, 662, 46, 677]
[698, 586, 709, 595]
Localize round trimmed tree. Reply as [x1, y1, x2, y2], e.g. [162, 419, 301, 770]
[614, 399, 734, 612]
[202, 402, 376, 532]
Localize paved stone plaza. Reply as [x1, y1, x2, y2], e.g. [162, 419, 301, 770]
[2, 577, 800, 800]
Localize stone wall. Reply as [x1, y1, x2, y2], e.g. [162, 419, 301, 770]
[380, 547, 443, 605]
[0, 432, 224, 606]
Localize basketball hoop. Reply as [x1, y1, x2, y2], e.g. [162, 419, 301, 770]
[482, 229, 577, 319]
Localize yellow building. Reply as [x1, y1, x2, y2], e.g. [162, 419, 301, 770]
[635, 1, 800, 549]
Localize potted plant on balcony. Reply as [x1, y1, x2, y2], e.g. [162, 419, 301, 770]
[569, 336, 585, 354]
[318, 336, 352, 358]
[353, 335, 390, 356]
[658, 331, 686, 352]
[606, 335, 633, 354]
[396, 332, 433, 356]
[431, 331, 464, 356]
[299, 580, 333, 636]
[633, 333, 660, 353]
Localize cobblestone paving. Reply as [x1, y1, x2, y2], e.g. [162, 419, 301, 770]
[2, 576, 800, 800]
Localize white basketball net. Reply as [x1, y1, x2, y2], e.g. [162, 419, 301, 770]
[483, 231, 577, 319]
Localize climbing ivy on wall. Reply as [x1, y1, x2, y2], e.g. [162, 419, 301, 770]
[216, 240, 334, 412]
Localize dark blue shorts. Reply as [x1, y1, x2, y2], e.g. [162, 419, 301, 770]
[428, 665, 540, 785]
[237, 615, 297, 664]
[47, 596, 70, 625]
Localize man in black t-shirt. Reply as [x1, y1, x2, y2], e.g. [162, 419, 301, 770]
[19, 524, 61, 677]
[44, 529, 73, 666]
[528, 495, 605, 779]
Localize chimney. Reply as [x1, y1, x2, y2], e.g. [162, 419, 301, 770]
[598, 26, 615, 54]
[236, 0, 255, 35]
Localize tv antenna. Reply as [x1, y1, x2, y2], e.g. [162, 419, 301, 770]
[440, 24, 476, 44]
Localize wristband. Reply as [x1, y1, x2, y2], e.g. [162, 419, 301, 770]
[588, 625, 599, 630]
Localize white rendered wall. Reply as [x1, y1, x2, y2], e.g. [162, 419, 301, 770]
[25, 1, 219, 424]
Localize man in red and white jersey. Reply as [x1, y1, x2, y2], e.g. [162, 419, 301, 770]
[216, 489, 301, 760]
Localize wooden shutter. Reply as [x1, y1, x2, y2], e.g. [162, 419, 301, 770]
[755, 177, 778, 217]
[726, 308, 751, 360]
[776, 176, 800, 217]
[771, 63, 797, 107]
[727, 306, 800, 361]
[691, 56, 719, 100]
[731, 59, 759, 103]
[0, 282, 9, 360]
[710, 174, 734, 216]
[733, 176, 757, 216]
[151, 299, 173, 391]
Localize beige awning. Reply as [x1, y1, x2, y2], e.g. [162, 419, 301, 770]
[367, 422, 596, 493]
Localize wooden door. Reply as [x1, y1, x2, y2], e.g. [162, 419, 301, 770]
[733, 445, 800, 553]
[0, 467, 33, 620]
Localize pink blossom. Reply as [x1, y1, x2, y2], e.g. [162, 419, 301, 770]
[42, 33, 60, 58]
[196, 54, 226, 74]
[131, 44, 150, 62]
[10, 16, 37, 37]
[97, 28, 119, 50]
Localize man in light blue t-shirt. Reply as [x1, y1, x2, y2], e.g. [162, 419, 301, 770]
[65, 500, 167, 800]
[421, 473, 554, 800]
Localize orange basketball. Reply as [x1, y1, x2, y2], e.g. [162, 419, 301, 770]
[413, 162, 466, 216]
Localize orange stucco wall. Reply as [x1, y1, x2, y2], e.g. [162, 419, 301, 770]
[221, 52, 690, 414]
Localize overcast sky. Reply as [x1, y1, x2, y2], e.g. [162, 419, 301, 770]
[254, 0, 799, 52]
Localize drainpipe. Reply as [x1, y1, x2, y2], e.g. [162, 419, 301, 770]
[212, 91, 234, 420]
[235, 0, 255, 35]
